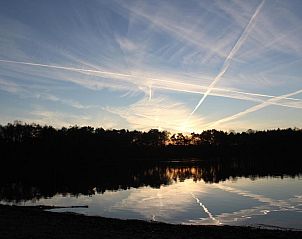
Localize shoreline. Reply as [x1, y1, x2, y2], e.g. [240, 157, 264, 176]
[1, 205, 302, 239]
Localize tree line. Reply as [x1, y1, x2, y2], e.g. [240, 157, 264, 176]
[1, 121, 302, 163]
[1, 121, 301, 202]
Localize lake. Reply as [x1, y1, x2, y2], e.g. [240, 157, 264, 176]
[1, 160, 302, 230]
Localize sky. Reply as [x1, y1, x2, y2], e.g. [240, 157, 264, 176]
[0, 0, 302, 133]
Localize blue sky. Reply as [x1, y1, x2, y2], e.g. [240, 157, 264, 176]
[0, 0, 301, 132]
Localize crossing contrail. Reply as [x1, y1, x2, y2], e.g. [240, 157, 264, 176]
[1, 58, 302, 110]
[205, 88, 302, 128]
[0, 59, 131, 79]
[190, 0, 265, 116]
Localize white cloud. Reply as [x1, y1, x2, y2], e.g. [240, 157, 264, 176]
[1, 0, 302, 131]
[107, 96, 205, 132]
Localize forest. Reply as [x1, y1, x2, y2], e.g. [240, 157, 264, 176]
[1, 121, 302, 163]
[1, 121, 302, 202]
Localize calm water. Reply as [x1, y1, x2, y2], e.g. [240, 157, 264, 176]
[1, 161, 302, 229]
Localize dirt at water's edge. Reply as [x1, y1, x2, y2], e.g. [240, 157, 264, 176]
[0, 205, 301, 239]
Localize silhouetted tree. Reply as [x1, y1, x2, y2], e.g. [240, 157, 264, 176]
[0, 121, 301, 162]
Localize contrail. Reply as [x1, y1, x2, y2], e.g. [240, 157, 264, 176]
[1, 58, 301, 110]
[190, 0, 265, 116]
[205, 88, 302, 128]
[0, 59, 131, 79]
[191, 193, 220, 224]
[190, 62, 230, 115]
[213, 184, 291, 208]
[154, 85, 302, 109]
[149, 85, 152, 101]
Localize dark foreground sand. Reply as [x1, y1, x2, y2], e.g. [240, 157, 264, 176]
[1, 205, 301, 239]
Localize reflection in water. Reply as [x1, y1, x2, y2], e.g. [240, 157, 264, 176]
[187, 179, 302, 228]
[7, 177, 301, 230]
[4, 164, 196, 202]
[191, 192, 221, 225]
[0, 159, 302, 229]
[166, 167, 203, 182]
[1, 159, 301, 202]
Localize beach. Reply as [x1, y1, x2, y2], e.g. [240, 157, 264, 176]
[1, 205, 301, 239]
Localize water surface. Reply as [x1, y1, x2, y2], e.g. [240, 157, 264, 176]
[1, 160, 302, 229]
[0, 161, 302, 229]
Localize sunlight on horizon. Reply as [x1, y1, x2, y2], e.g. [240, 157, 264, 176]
[0, 0, 301, 132]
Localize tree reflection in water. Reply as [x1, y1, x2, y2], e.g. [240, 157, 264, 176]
[1, 158, 301, 202]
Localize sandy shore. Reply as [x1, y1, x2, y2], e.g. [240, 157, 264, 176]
[1, 205, 301, 239]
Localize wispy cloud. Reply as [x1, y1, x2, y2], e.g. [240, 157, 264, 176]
[17, 107, 123, 129]
[0, 76, 95, 110]
[0, 78, 25, 94]
[115, 0, 240, 65]
[110, 179, 208, 222]
[190, 0, 265, 116]
[1, 0, 301, 131]
[106, 96, 205, 132]
[1, 58, 302, 131]
[205, 88, 302, 129]
[1, 59, 302, 110]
